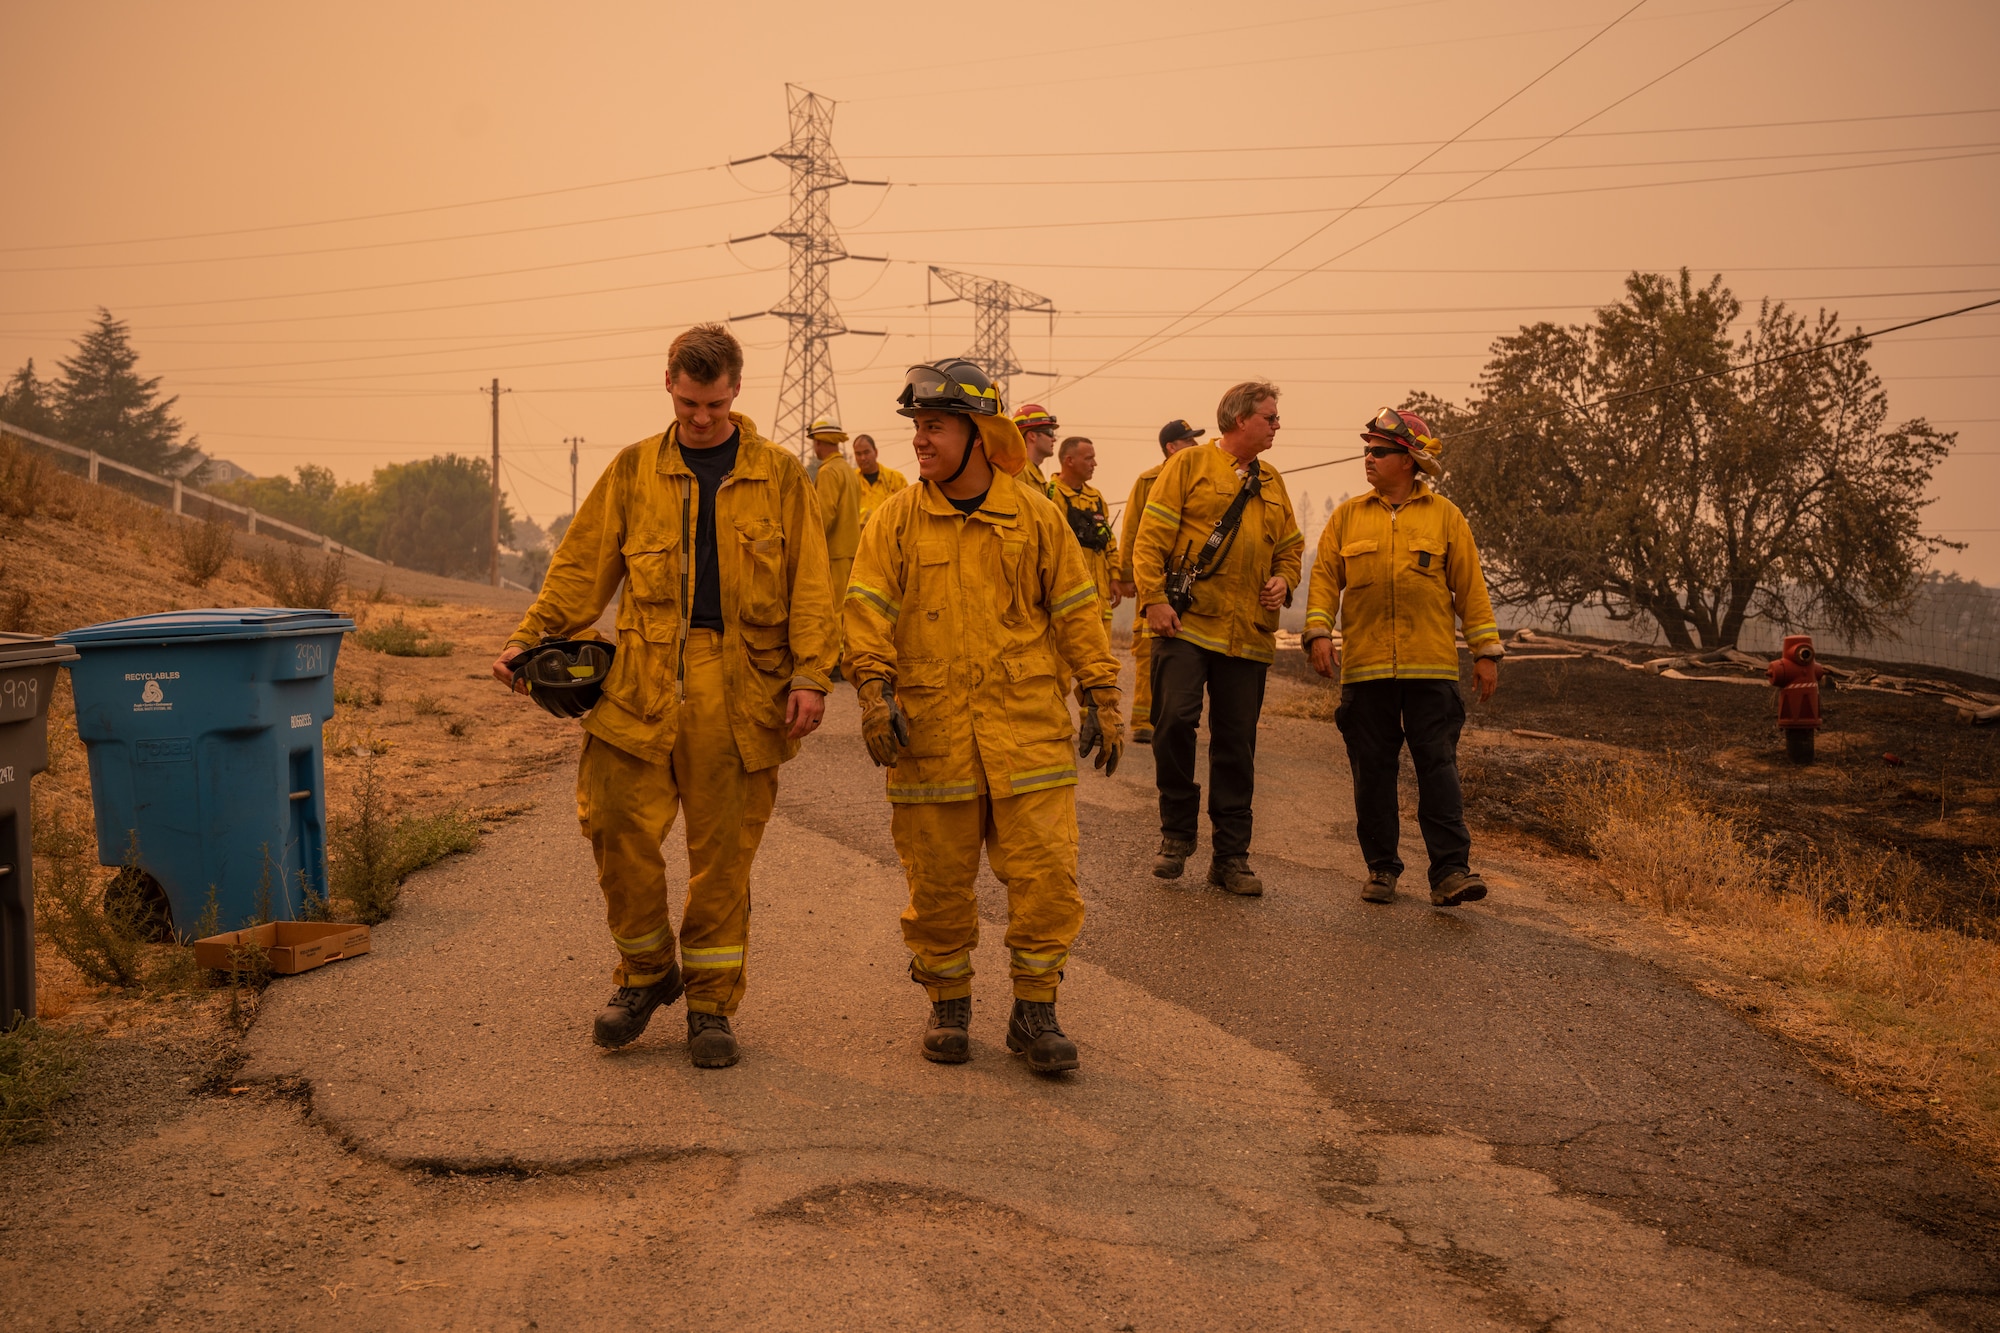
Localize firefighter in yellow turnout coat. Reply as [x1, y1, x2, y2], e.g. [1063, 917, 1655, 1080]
[498, 325, 835, 1068]
[845, 361, 1122, 1074]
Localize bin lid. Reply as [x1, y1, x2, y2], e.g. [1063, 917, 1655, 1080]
[0, 631, 80, 668]
[59, 608, 355, 647]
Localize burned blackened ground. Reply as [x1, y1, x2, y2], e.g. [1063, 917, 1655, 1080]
[1269, 646, 2000, 931]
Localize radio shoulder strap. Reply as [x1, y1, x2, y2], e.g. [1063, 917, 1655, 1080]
[1188, 464, 1261, 580]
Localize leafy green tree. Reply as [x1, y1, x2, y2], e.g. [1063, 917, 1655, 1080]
[0, 359, 62, 438]
[364, 454, 514, 578]
[53, 309, 201, 476]
[1411, 271, 1955, 649]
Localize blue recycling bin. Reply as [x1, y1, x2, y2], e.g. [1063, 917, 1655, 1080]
[58, 609, 353, 934]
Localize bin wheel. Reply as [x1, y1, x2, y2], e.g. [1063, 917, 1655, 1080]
[105, 868, 177, 943]
[1784, 728, 1816, 765]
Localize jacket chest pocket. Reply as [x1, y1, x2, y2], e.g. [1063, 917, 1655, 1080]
[1406, 535, 1446, 579]
[998, 537, 1038, 627]
[735, 518, 788, 627]
[1339, 538, 1381, 589]
[623, 528, 682, 642]
[907, 541, 955, 646]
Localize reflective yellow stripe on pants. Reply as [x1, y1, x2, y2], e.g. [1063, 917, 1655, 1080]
[575, 629, 777, 1015]
[890, 785, 1083, 1003]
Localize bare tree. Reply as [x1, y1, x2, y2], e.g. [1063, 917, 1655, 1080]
[1413, 271, 1956, 649]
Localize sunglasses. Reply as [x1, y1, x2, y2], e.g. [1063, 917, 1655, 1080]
[1363, 445, 1407, 460]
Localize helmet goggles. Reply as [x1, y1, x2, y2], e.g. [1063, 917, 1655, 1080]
[898, 362, 1001, 418]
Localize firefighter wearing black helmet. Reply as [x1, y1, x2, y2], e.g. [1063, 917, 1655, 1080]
[843, 360, 1123, 1074]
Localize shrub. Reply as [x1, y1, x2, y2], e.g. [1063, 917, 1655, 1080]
[354, 614, 452, 657]
[255, 544, 346, 609]
[0, 440, 52, 519]
[33, 817, 147, 990]
[176, 516, 235, 587]
[0, 1019, 89, 1148]
[328, 753, 480, 924]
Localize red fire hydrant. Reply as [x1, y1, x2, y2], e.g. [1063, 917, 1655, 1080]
[1767, 634, 1828, 763]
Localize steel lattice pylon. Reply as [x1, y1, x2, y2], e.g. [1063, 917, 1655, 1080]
[729, 86, 886, 459]
[928, 266, 1055, 406]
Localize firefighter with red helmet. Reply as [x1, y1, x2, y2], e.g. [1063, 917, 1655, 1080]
[1012, 404, 1060, 495]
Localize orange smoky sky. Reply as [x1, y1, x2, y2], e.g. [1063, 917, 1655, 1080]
[3, 0, 1996, 578]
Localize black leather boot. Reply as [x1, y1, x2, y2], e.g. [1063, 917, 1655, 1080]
[1006, 999, 1079, 1074]
[591, 964, 685, 1049]
[687, 1010, 741, 1068]
[921, 996, 972, 1064]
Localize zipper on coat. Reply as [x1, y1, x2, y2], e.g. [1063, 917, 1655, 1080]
[1389, 505, 1399, 675]
[676, 474, 692, 702]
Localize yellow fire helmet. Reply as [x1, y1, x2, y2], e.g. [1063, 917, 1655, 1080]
[807, 415, 849, 445]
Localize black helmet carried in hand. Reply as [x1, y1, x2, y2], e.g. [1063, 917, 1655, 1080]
[510, 638, 615, 719]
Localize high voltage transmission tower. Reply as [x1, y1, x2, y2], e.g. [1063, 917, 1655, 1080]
[927, 266, 1056, 406]
[729, 85, 886, 458]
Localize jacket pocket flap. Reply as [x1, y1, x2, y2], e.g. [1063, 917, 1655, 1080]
[622, 527, 680, 556]
[1001, 653, 1056, 682]
[740, 621, 787, 650]
[1408, 536, 1447, 555]
[917, 541, 952, 566]
[900, 658, 949, 690]
[1339, 539, 1380, 557]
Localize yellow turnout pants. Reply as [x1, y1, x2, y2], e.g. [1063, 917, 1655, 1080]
[891, 785, 1083, 1004]
[1131, 627, 1153, 727]
[575, 629, 777, 1014]
[828, 555, 853, 664]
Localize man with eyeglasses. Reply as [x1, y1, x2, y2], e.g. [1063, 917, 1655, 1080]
[1304, 407, 1503, 908]
[1131, 380, 1303, 896]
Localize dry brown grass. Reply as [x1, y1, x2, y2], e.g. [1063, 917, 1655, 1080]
[1560, 759, 2000, 1165]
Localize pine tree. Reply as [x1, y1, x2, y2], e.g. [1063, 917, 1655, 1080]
[53, 309, 201, 476]
[0, 358, 62, 437]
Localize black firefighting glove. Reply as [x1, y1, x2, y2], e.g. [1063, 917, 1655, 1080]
[858, 678, 911, 768]
[1077, 687, 1124, 776]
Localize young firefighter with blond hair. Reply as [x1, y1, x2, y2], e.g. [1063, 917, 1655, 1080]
[1305, 407, 1502, 908]
[845, 361, 1123, 1074]
[494, 324, 835, 1067]
[1116, 419, 1203, 743]
[1131, 381, 1303, 897]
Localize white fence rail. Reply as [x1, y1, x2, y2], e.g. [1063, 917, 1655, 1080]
[0, 418, 381, 564]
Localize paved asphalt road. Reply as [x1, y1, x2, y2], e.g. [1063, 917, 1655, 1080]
[248, 673, 2000, 1330]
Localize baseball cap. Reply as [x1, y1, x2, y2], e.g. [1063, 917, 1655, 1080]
[1158, 419, 1203, 447]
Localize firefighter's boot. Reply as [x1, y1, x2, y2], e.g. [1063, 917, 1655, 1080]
[591, 964, 685, 1049]
[1362, 870, 1398, 903]
[687, 1010, 741, 1068]
[1007, 1000, 1079, 1074]
[921, 996, 973, 1064]
[1208, 856, 1264, 897]
[1431, 871, 1488, 907]
[1153, 837, 1195, 880]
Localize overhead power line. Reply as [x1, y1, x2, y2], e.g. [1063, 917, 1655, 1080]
[1278, 294, 2000, 481]
[849, 106, 2000, 160]
[1059, 0, 1801, 393]
[0, 162, 735, 255]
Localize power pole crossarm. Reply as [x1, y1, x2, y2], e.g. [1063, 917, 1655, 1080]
[927, 266, 1055, 406]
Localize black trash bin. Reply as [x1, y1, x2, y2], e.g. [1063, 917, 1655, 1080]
[0, 632, 80, 1030]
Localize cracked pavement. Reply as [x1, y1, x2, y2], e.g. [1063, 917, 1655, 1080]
[233, 677, 2000, 1329]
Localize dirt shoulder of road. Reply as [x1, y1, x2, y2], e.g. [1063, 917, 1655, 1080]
[1266, 657, 2000, 1183]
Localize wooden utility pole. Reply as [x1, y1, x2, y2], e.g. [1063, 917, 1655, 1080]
[488, 378, 503, 587]
[567, 436, 583, 521]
